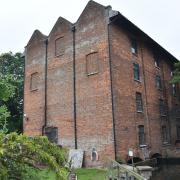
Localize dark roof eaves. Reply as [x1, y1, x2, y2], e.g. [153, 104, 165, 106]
[110, 12, 179, 63]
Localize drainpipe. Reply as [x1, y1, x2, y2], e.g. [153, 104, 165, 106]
[72, 25, 78, 149]
[42, 39, 48, 135]
[161, 63, 172, 144]
[140, 44, 151, 147]
[107, 19, 117, 160]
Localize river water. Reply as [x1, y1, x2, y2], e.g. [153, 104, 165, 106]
[152, 164, 180, 180]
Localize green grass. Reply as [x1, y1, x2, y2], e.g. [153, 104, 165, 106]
[75, 168, 107, 180]
[36, 169, 56, 180]
[34, 168, 107, 180]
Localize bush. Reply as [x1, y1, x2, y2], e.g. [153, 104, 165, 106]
[0, 132, 69, 180]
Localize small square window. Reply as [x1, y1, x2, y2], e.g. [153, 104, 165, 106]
[131, 39, 138, 54]
[45, 127, 58, 144]
[55, 37, 64, 57]
[30, 72, 39, 91]
[133, 63, 140, 81]
[136, 92, 143, 112]
[86, 52, 99, 75]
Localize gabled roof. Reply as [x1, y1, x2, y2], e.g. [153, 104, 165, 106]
[109, 9, 179, 63]
[25, 0, 179, 63]
[76, 0, 105, 24]
[48, 17, 72, 38]
[26, 30, 47, 46]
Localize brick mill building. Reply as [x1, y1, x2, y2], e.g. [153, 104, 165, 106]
[24, 1, 180, 166]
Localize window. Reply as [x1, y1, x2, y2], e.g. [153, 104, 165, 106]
[154, 58, 160, 68]
[159, 99, 166, 116]
[131, 38, 138, 54]
[162, 126, 168, 143]
[55, 37, 64, 56]
[91, 148, 98, 161]
[172, 84, 177, 96]
[170, 71, 173, 77]
[138, 125, 145, 145]
[154, 53, 160, 68]
[86, 52, 99, 75]
[136, 92, 143, 112]
[177, 126, 180, 140]
[30, 72, 39, 90]
[133, 63, 140, 81]
[45, 127, 58, 144]
[155, 75, 162, 89]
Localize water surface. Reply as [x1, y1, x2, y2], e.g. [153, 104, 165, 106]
[152, 164, 180, 180]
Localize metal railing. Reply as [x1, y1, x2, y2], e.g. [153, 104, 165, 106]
[134, 158, 157, 168]
[107, 159, 146, 180]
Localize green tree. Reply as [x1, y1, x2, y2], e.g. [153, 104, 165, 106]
[0, 71, 69, 180]
[171, 61, 180, 83]
[0, 52, 24, 133]
[0, 132, 69, 180]
[0, 74, 15, 132]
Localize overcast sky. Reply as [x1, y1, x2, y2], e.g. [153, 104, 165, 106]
[0, 0, 179, 59]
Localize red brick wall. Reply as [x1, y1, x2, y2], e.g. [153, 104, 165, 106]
[46, 17, 75, 148]
[24, 1, 115, 167]
[74, 1, 115, 166]
[109, 22, 180, 160]
[24, 31, 46, 136]
[24, 1, 180, 166]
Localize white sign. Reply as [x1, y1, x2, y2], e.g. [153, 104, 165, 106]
[68, 149, 84, 169]
[128, 149, 133, 157]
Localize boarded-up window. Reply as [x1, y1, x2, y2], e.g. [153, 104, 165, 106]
[86, 52, 99, 75]
[45, 127, 58, 144]
[30, 72, 39, 90]
[55, 37, 64, 56]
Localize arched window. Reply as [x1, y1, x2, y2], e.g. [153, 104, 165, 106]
[91, 148, 98, 161]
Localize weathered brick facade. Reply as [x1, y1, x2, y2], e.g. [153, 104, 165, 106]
[24, 1, 180, 166]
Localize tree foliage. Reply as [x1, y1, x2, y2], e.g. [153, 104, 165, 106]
[0, 132, 69, 179]
[0, 74, 16, 133]
[171, 61, 180, 83]
[0, 57, 69, 179]
[0, 52, 24, 133]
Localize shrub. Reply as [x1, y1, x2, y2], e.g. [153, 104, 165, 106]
[0, 132, 69, 180]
